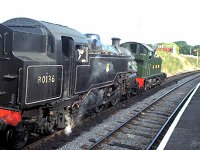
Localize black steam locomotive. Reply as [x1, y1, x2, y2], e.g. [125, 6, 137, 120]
[0, 18, 141, 148]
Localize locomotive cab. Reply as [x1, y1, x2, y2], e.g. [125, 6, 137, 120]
[120, 42, 166, 89]
[120, 42, 162, 77]
[0, 20, 63, 109]
[0, 24, 17, 108]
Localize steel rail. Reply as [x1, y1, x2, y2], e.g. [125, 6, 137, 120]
[146, 83, 199, 150]
[86, 74, 200, 150]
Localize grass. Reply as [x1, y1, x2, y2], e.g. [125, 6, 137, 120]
[156, 51, 200, 76]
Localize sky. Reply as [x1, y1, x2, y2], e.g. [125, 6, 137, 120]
[0, 0, 199, 46]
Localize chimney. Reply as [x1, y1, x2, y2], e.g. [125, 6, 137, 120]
[111, 37, 121, 47]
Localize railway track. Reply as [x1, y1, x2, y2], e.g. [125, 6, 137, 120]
[147, 83, 199, 149]
[18, 71, 200, 150]
[83, 74, 200, 150]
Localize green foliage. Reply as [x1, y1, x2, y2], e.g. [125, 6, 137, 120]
[174, 41, 188, 48]
[173, 41, 195, 55]
[156, 51, 183, 74]
[180, 45, 192, 55]
[156, 51, 200, 76]
[192, 45, 200, 50]
[157, 41, 200, 56]
[189, 56, 200, 67]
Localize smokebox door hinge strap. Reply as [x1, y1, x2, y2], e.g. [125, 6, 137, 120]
[3, 74, 18, 80]
[0, 91, 6, 95]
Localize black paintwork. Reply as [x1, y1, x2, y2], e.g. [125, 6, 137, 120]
[75, 55, 129, 93]
[0, 18, 130, 111]
[25, 65, 63, 104]
[0, 24, 22, 109]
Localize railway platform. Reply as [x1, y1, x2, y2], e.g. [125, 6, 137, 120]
[158, 83, 200, 150]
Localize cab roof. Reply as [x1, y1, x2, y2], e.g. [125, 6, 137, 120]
[3, 17, 88, 44]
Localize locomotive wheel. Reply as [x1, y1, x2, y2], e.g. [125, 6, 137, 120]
[126, 93, 131, 100]
[6, 128, 29, 149]
[111, 97, 120, 106]
[44, 122, 55, 134]
[94, 105, 104, 113]
[136, 88, 141, 95]
[43, 116, 56, 135]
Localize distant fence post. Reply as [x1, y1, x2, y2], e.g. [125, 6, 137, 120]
[193, 49, 200, 67]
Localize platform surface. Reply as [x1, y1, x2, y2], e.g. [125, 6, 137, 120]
[165, 85, 200, 150]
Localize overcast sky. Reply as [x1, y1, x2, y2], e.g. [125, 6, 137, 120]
[1, 0, 199, 45]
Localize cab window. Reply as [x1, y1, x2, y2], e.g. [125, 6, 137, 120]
[62, 36, 74, 57]
[75, 45, 88, 63]
[130, 43, 137, 53]
[138, 45, 147, 54]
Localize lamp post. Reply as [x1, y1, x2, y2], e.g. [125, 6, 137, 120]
[193, 49, 199, 67]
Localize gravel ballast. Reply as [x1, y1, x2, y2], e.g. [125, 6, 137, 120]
[58, 73, 200, 150]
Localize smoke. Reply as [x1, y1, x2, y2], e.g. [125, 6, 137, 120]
[64, 114, 74, 136]
[116, 46, 138, 72]
[89, 60, 115, 83]
[64, 125, 72, 136]
[63, 89, 104, 136]
[81, 89, 104, 111]
[72, 89, 105, 128]
[129, 60, 138, 72]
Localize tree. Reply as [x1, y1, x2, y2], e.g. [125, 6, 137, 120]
[174, 41, 188, 48]
[182, 45, 192, 55]
[174, 41, 193, 55]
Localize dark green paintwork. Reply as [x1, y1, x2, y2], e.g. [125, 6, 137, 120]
[120, 42, 162, 78]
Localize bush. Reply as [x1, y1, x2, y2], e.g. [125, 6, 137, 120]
[156, 51, 199, 76]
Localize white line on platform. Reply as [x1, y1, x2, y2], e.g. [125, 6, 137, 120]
[157, 83, 200, 150]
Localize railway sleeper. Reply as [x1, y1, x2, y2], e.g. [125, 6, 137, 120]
[127, 125, 159, 134]
[148, 106, 173, 113]
[133, 122, 160, 130]
[142, 111, 169, 119]
[136, 119, 163, 127]
[122, 130, 153, 139]
[146, 110, 171, 117]
[142, 110, 169, 117]
[159, 100, 179, 105]
[141, 118, 166, 125]
[108, 138, 142, 149]
[122, 122, 159, 134]
[144, 119, 164, 126]
[112, 134, 151, 149]
[109, 141, 142, 150]
[138, 115, 167, 123]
